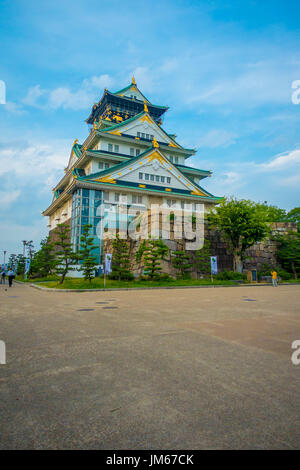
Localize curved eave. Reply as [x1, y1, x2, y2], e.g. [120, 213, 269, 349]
[86, 90, 168, 124]
[72, 178, 222, 203]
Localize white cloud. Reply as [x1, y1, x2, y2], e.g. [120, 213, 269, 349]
[261, 149, 300, 170]
[4, 101, 26, 115]
[22, 74, 114, 111]
[0, 140, 68, 183]
[23, 84, 47, 107]
[0, 190, 21, 207]
[202, 148, 300, 207]
[186, 59, 294, 108]
[197, 129, 237, 148]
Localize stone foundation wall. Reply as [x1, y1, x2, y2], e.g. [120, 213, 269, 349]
[102, 212, 297, 277]
[243, 222, 297, 271]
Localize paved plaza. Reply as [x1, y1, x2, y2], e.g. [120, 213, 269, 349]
[0, 282, 299, 449]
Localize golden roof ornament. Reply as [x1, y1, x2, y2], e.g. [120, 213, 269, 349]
[152, 137, 159, 148]
[132, 75, 136, 85]
[72, 138, 78, 147]
[144, 101, 149, 113]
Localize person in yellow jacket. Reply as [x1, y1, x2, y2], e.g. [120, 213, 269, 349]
[271, 269, 278, 287]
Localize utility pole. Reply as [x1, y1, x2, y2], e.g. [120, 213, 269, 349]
[22, 240, 27, 257]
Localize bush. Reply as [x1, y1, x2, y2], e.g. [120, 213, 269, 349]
[276, 269, 292, 280]
[214, 270, 246, 280]
[258, 262, 273, 277]
[108, 271, 134, 281]
[140, 273, 173, 282]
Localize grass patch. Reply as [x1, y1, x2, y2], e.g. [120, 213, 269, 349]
[37, 277, 240, 289]
[16, 275, 61, 283]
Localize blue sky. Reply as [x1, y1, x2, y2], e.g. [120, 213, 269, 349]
[0, 0, 300, 257]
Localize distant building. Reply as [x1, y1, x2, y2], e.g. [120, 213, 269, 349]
[43, 77, 221, 264]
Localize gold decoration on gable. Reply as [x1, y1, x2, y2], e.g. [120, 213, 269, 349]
[152, 137, 159, 148]
[140, 114, 152, 125]
[190, 189, 206, 196]
[94, 176, 116, 184]
[146, 151, 166, 165]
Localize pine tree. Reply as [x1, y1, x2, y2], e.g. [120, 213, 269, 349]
[53, 223, 78, 284]
[30, 237, 57, 278]
[15, 254, 26, 275]
[111, 233, 133, 281]
[136, 238, 168, 280]
[78, 224, 98, 282]
[194, 239, 211, 277]
[172, 250, 192, 279]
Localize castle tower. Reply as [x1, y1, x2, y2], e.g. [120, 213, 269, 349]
[43, 77, 221, 263]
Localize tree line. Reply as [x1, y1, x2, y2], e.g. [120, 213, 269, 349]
[10, 199, 300, 283]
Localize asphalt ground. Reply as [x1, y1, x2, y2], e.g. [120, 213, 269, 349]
[0, 282, 299, 449]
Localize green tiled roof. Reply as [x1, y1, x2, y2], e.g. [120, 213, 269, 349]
[73, 146, 218, 199]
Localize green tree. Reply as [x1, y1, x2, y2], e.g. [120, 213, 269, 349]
[172, 250, 192, 279]
[274, 231, 300, 279]
[111, 233, 133, 281]
[285, 207, 300, 232]
[255, 202, 287, 222]
[78, 224, 98, 282]
[208, 198, 269, 272]
[30, 237, 57, 278]
[194, 239, 211, 276]
[54, 223, 78, 284]
[136, 238, 169, 280]
[8, 254, 17, 269]
[15, 254, 26, 275]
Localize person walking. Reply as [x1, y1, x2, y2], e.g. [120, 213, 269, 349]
[7, 268, 15, 288]
[271, 269, 278, 287]
[1, 269, 6, 285]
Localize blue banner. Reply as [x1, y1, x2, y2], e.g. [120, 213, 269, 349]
[210, 256, 218, 275]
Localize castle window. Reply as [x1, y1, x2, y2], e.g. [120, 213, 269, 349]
[169, 156, 173, 162]
[137, 132, 141, 138]
[108, 143, 113, 152]
[150, 175, 154, 181]
[175, 156, 179, 164]
[136, 149, 140, 156]
[105, 163, 109, 169]
[130, 148, 135, 156]
[161, 176, 165, 183]
[98, 162, 103, 169]
[115, 193, 120, 202]
[114, 144, 119, 153]
[155, 175, 160, 182]
[145, 174, 149, 181]
[167, 177, 171, 184]
[139, 172, 143, 180]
